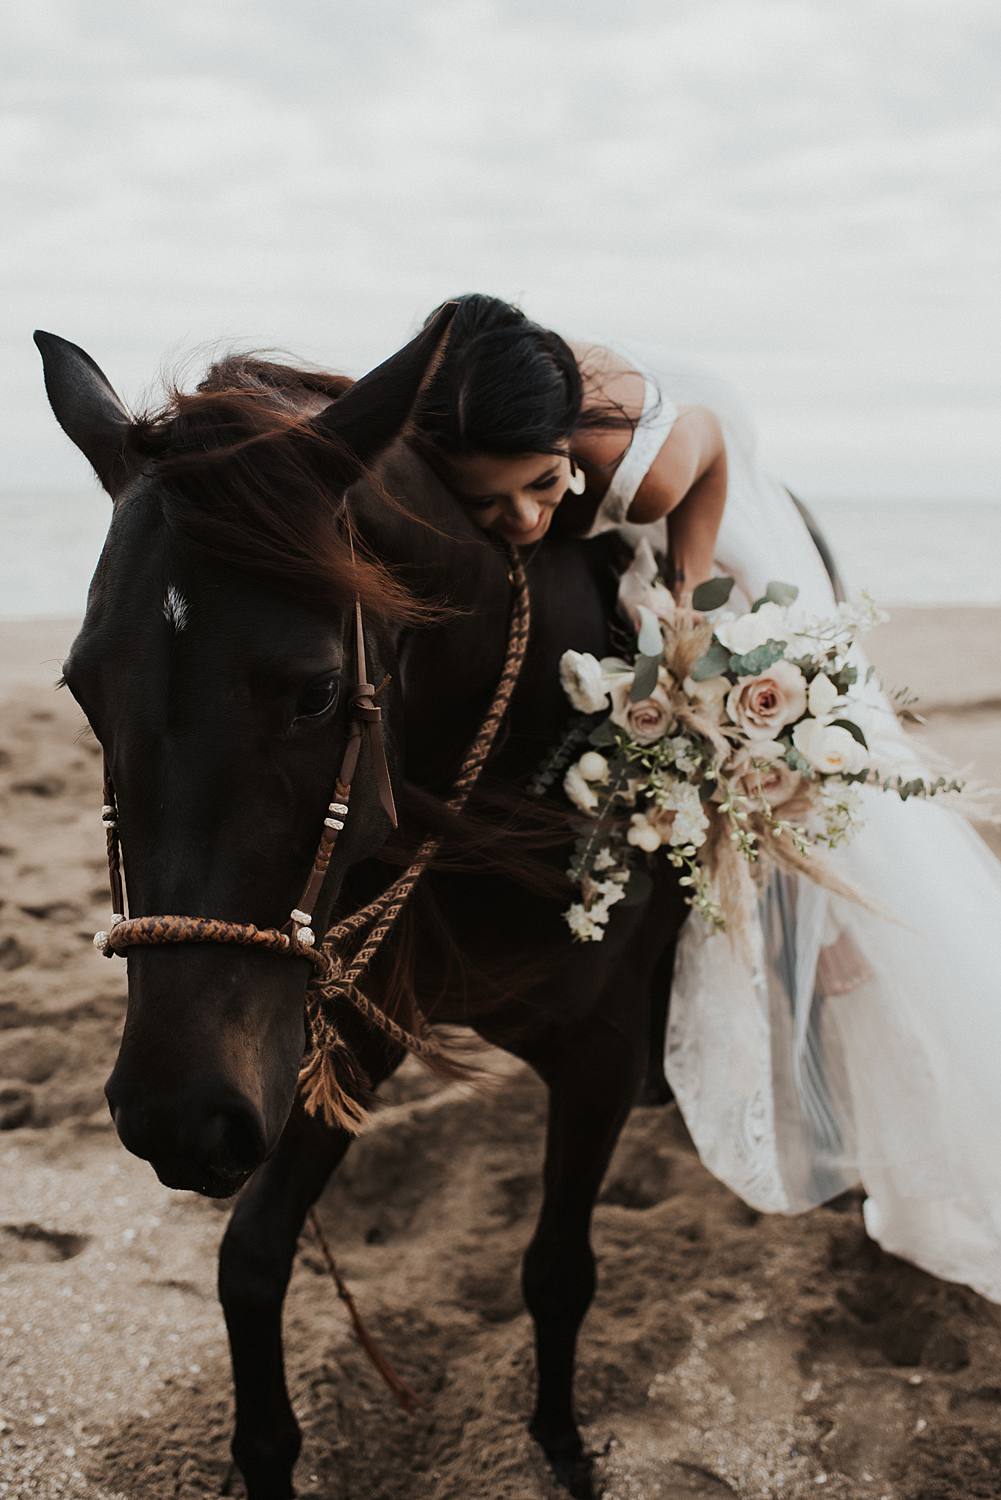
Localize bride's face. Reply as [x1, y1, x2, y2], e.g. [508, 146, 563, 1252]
[440, 447, 573, 546]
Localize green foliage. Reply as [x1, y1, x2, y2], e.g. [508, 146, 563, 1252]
[728, 638, 787, 677]
[692, 576, 735, 611]
[830, 717, 868, 749]
[630, 653, 661, 702]
[690, 638, 731, 681]
[830, 663, 859, 692]
[588, 719, 618, 747]
[785, 746, 812, 773]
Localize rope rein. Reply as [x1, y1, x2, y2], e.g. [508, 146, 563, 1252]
[94, 549, 531, 1133]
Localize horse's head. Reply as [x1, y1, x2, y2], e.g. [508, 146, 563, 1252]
[35, 309, 455, 1196]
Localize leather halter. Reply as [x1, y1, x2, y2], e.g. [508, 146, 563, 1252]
[96, 590, 399, 959]
[91, 548, 531, 1123]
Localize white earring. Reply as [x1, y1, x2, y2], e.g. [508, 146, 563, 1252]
[567, 461, 586, 496]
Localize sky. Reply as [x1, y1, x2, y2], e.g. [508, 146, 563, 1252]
[3, 0, 1000, 505]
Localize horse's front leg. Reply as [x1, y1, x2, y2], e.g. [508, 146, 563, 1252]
[218, 1098, 353, 1499]
[521, 1015, 644, 1498]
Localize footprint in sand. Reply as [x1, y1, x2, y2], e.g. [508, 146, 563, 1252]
[0, 1223, 90, 1265]
[0, 1084, 33, 1129]
[0, 935, 31, 971]
[11, 775, 66, 798]
[19, 901, 82, 922]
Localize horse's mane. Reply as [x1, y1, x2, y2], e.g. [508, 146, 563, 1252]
[129, 352, 437, 624]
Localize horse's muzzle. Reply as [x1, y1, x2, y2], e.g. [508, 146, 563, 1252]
[105, 1075, 268, 1198]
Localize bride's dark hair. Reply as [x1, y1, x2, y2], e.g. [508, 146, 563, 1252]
[415, 292, 637, 458]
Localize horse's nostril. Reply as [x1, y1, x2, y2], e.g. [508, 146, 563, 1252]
[200, 1107, 266, 1181]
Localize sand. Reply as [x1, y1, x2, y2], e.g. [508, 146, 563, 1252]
[1, 609, 1000, 1500]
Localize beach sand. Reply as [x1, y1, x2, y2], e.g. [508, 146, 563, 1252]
[1, 610, 1000, 1500]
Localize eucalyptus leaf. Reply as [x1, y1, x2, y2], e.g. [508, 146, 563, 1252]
[588, 719, 618, 747]
[728, 638, 786, 677]
[831, 717, 869, 749]
[636, 605, 663, 658]
[692, 575, 735, 612]
[630, 653, 661, 702]
[690, 638, 731, 681]
[785, 747, 811, 773]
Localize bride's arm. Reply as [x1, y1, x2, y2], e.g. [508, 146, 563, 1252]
[627, 407, 727, 600]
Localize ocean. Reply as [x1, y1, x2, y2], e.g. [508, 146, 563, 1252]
[2, 491, 1000, 621]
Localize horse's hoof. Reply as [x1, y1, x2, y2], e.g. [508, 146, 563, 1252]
[530, 1424, 603, 1500]
[638, 1072, 674, 1108]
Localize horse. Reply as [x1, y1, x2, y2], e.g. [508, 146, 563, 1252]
[35, 309, 691, 1500]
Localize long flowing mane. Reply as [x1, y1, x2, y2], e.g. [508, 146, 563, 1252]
[128, 353, 436, 623]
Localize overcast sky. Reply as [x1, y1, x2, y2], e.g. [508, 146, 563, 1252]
[4, 0, 1000, 502]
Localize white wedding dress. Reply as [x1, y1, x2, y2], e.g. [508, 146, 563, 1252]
[585, 336, 1001, 1303]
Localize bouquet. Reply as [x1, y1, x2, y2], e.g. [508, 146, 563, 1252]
[556, 548, 963, 942]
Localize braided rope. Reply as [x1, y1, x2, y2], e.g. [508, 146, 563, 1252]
[309, 552, 531, 1048]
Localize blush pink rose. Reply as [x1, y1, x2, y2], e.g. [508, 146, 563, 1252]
[609, 674, 675, 745]
[726, 659, 807, 742]
[736, 757, 808, 813]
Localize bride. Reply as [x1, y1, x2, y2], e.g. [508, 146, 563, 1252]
[410, 291, 1001, 1305]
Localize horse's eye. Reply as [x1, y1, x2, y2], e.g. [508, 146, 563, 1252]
[294, 677, 339, 721]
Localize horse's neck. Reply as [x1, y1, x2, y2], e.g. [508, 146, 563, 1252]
[353, 445, 514, 787]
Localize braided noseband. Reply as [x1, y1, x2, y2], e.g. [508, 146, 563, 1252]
[93, 549, 530, 1132]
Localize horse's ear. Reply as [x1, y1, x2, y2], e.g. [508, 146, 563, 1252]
[311, 301, 457, 469]
[33, 331, 134, 497]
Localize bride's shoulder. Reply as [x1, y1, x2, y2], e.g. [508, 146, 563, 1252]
[566, 338, 646, 432]
[566, 338, 632, 379]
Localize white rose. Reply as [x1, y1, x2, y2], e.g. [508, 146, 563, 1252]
[726, 659, 808, 741]
[563, 763, 600, 813]
[793, 718, 868, 775]
[714, 602, 790, 657]
[559, 651, 610, 714]
[807, 672, 841, 720]
[577, 751, 610, 783]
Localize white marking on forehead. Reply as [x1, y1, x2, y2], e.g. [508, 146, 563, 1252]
[163, 585, 190, 632]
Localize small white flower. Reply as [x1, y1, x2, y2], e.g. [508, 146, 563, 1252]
[666, 782, 710, 849]
[559, 651, 610, 713]
[668, 735, 700, 775]
[564, 903, 606, 941]
[577, 751, 610, 783]
[807, 671, 841, 721]
[592, 846, 618, 872]
[628, 783, 709, 853]
[588, 878, 628, 922]
[564, 763, 601, 813]
[792, 717, 868, 775]
[627, 814, 663, 853]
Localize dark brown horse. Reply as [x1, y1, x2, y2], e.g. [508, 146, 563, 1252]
[36, 313, 690, 1499]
